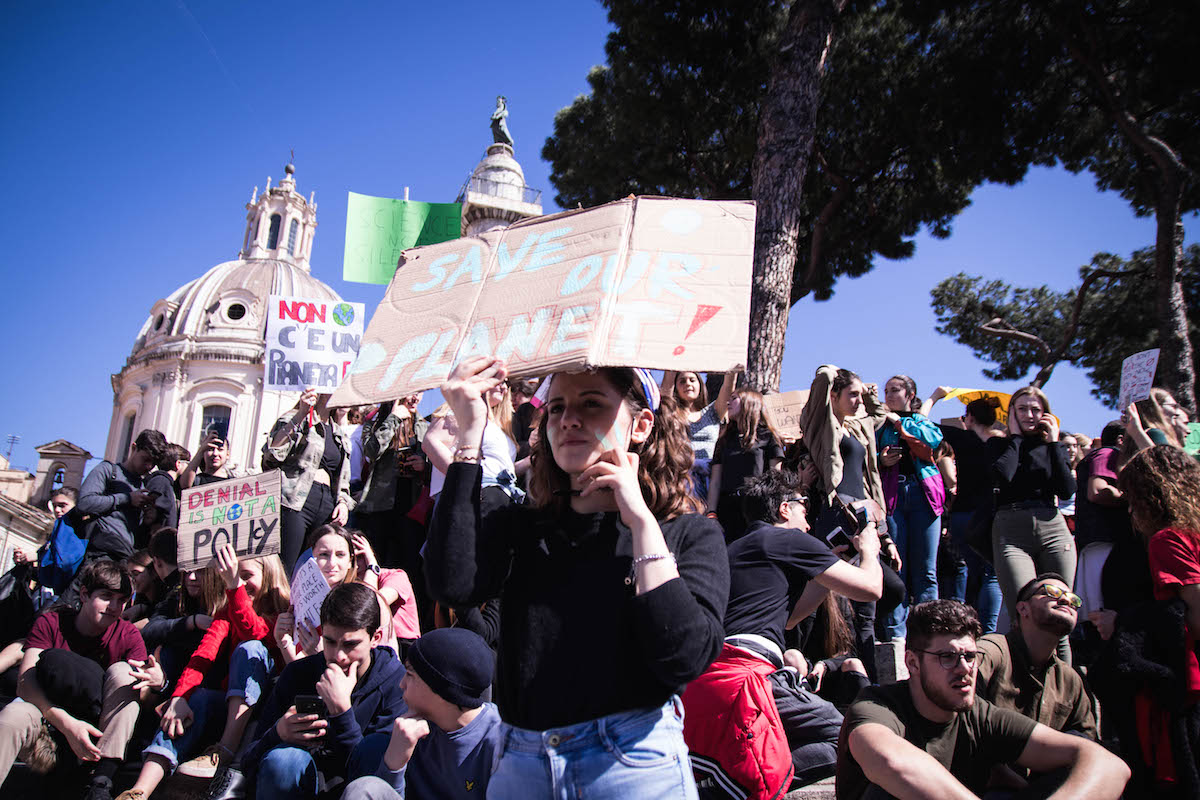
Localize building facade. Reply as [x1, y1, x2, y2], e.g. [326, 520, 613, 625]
[105, 164, 343, 474]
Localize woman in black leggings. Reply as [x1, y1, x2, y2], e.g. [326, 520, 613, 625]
[262, 388, 353, 571]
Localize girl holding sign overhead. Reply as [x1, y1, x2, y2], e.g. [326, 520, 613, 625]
[263, 387, 354, 571]
[427, 357, 729, 800]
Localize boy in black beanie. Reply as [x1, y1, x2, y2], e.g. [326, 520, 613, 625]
[342, 628, 504, 800]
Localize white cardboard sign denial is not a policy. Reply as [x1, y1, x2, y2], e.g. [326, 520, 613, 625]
[330, 196, 756, 407]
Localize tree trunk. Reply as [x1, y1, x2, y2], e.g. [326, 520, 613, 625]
[746, 0, 843, 392]
[1155, 189, 1196, 411]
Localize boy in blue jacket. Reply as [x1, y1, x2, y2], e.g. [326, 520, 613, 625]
[242, 581, 406, 798]
[342, 627, 504, 800]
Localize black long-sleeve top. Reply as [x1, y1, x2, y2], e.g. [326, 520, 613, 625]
[987, 434, 1076, 506]
[425, 463, 730, 731]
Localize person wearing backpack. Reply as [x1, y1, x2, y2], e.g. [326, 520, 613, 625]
[15, 487, 87, 601]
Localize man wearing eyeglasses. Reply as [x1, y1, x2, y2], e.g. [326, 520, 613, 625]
[835, 599, 1128, 800]
[976, 574, 1098, 739]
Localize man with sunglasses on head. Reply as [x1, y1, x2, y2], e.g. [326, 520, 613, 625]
[836, 599, 1127, 800]
[976, 574, 1097, 739]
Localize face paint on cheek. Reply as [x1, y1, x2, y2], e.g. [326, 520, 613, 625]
[595, 428, 616, 452]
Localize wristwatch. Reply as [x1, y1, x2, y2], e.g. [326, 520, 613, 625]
[366, 564, 382, 577]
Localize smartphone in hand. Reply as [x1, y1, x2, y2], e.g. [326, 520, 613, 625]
[294, 693, 327, 719]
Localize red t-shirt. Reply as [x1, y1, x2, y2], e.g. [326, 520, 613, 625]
[26, 609, 147, 669]
[1148, 527, 1200, 696]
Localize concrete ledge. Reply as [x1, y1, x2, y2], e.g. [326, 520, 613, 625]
[785, 776, 836, 799]
[875, 639, 909, 684]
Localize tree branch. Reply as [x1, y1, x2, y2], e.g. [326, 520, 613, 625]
[1056, 268, 1134, 354]
[979, 317, 1053, 362]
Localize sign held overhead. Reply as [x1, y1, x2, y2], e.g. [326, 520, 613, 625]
[266, 296, 366, 393]
[342, 192, 462, 285]
[332, 196, 755, 407]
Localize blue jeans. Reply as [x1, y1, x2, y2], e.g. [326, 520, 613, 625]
[486, 698, 697, 800]
[257, 736, 388, 800]
[143, 640, 274, 767]
[946, 510, 1001, 633]
[885, 479, 941, 640]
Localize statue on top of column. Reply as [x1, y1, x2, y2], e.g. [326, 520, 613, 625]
[491, 96, 514, 148]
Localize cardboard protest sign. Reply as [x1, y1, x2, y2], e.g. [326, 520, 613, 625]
[290, 557, 330, 638]
[331, 196, 755, 407]
[265, 296, 366, 393]
[764, 390, 809, 441]
[943, 388, 1013, 426]
[177, 471, 281, 572]
[942, 388, 1059, 429]
[1118, 348, 1159, 410]
[343, 192, 462, 285]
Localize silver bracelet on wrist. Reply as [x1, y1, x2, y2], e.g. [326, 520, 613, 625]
[625, 552, 676, 587]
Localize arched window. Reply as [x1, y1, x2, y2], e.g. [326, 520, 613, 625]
[118, 413, 136, 458]
[267, 214, 282, 249]
[287, 219, 300, 255]
[52, 468, 65, 488]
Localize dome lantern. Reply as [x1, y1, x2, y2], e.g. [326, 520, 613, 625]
[240, 162, 318, 270]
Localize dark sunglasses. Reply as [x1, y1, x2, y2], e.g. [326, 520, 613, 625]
[1034, 583, 1082, 609]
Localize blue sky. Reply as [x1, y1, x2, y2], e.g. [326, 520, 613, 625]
[0, 1, 1189, 475]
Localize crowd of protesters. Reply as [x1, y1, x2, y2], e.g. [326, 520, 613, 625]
[1, 360, 1197, 800]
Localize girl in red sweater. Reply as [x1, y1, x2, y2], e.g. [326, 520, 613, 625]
[118, 544, 291, 799]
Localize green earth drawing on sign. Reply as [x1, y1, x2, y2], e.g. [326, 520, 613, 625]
[332, 303, 355, 327]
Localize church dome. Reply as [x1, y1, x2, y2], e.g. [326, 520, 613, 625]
[127, 257, 341, 369]
[105, 164, 339, 468]
[123, 163, 337, 371]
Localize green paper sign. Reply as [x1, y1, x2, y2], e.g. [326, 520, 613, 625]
[342, 192, 461, 284]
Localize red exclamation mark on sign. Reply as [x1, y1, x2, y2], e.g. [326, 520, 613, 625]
[673, 305, 723, 355]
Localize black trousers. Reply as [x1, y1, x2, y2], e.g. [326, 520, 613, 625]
[280, 482, 335, 573]
[769, 668, 843, 787]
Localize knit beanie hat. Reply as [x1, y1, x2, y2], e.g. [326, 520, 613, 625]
[407, 628, 493, 709]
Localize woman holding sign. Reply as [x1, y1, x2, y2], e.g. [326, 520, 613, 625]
[263, 388, 354, 571]
[427, 357, 729, 800]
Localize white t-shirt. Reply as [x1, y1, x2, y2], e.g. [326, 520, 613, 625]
[429, 418, 516, 496]
[347, 423, 365, 483]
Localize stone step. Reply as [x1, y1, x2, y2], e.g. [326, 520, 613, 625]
[875, 639, 908, 684]
[785, 776, 836, 799]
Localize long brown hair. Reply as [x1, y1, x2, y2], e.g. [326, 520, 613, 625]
[304, 523, 360, 585]
[179, 565, 228, 618]
[731, 388, 783, 450]
[1118, 445, 1200, 543]
[818, 594, 854, 658]
[527, 368, 701, 519]
[250, 554, 291, 616]
[887, 374, 921, 413]
[674, 371, 709, 414]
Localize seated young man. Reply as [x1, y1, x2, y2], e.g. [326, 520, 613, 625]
[722, 469, 886, 785]
[242, 581, 406, 798]
[0, 559, 165, 800]
[976, 574, 1097, 739]
[836, 599, 1128, 800]
[342, 627, 504, 800]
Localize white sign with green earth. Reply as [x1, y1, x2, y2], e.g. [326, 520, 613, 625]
[265, 295, 366, 393]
